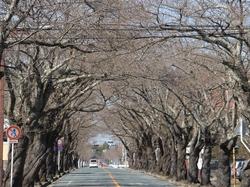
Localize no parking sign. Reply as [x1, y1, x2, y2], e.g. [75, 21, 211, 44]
[7, 125, 22, 143]
[6, 125, 22, 187]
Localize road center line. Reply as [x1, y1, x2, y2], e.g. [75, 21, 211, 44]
[102, 168, 121, 187]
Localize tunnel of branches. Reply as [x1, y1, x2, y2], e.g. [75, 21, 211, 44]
[1, 1, 250, 187]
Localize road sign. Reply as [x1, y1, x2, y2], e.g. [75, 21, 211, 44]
[58, 139, 63, 145]
[57, 138, 64, 151]
[6, 125, 22, 187]
[9, 139, 18, 143]
[6, 125, 22, 141]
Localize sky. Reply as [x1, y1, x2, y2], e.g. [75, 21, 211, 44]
[89, 133, 119, 145]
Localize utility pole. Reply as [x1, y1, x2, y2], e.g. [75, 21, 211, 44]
[0, 56, 4, 186]
[233, 147, 236, 187]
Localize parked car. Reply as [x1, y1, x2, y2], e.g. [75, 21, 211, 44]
[238, 160, 250, 181]
[231, 159, 249, 181]
[89, 159, 98, 168]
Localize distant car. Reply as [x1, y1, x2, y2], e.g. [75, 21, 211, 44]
[231, 159, 249, 181]
[109, 164, 118, 168]
[237, 160, 249, 181]
[89, 159, 98, 168]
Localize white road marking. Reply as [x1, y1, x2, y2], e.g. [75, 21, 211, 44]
[67, 181, 72, 185]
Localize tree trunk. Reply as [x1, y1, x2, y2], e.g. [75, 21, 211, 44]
[216, 149, 230, 187]
[3, 136, 29, 187]
[21, 134, 52, 187]
[141, 148, 148, 170]
[154, 137, 164, 173]
[155, 149, 162, 173]
[201, 146, 212, 185]
[63, 149, 69, 172]
[134, 139, 142, 169]
[170, 143, 177, 178]
[176, 143, 187, 181]
[63, 151, 69, 172]
[45, 149, 55, 181]
[161, 139, 171, 175]
[215, 137, 237, 187]
[37, 163, 46, 183]
[187, 148, 200, 183]
[146, 146, 155, 172]
[161, 154, 171, 175]
[187, 128, 203, 183]
[127, 152, 133, 168]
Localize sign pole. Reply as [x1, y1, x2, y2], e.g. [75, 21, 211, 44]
[233, 147, 236, 187]
[0, 57, 4, 186]
[10, 143, 14, 187]
[58, 150, 60, 173]
[57, 138, 63, 174]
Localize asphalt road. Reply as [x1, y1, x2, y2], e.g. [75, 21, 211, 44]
[49, 167, 181, 187]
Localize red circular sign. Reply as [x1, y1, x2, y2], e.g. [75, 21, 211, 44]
[6, 125, 22, 140]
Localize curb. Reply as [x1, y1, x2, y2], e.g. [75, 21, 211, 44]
[126, 168, 203, 187]
[34, 170, 74, 187]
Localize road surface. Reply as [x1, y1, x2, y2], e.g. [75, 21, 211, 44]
[49, 167, 181, 187]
